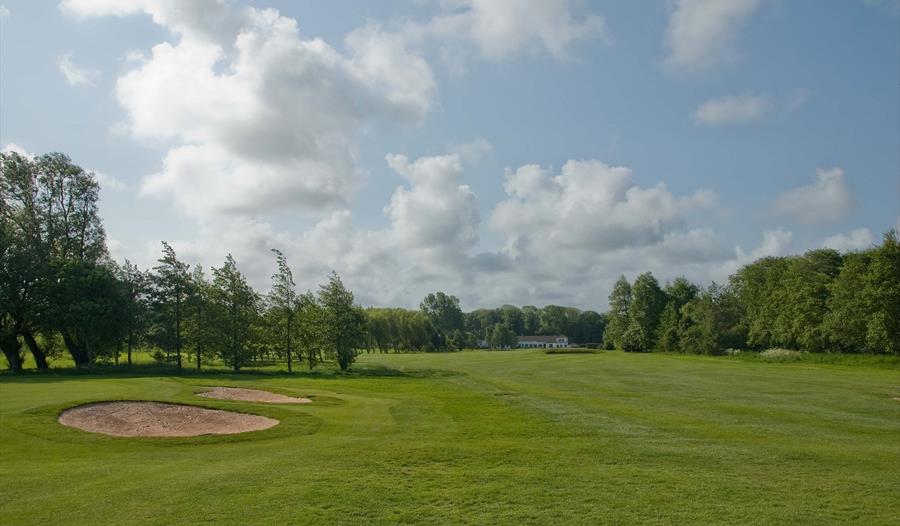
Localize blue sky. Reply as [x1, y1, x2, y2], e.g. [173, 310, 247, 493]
[1, 0, 898, 310]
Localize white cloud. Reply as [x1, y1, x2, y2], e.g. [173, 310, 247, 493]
[384, 153, 480, 268]
[58, 53, 101, 86]
[490, 160, 717, 258]
[93, 171, 127, 191]
[67, 1, 435, 218]
[448, 137, 493, 163]
[692, 94, 771, 125]
[822, 228, 875, 252]
[665, 0, 762, 71]
[775, 168, 853, 224]
[1, 142, 32, 157]
[0, 5, 10, 19]
[420, 0, 607, 62]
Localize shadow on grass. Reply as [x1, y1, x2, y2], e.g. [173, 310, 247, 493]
[0, 362, 463, 383]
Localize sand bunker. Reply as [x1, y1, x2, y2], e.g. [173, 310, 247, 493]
[197, 387, 312, 404]
[58, 401, 279, 437]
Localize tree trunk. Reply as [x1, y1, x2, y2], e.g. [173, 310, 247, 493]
[0, 333, 22, 372]
[175, 298, 182, 370]
[62, 331, 90, 368]
[127, 330, 133, 366]
[286, 316, 292, 373]
[22, 328, 49, 370]
[196, 342, 202, 370]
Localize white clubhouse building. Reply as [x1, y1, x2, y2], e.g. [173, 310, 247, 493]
[517, 335, 570, 349]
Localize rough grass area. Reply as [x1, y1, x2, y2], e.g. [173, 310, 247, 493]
[1, 350, 898, 525]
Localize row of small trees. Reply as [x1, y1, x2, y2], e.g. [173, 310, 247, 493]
[1, 151, 366, 371]
[603, 232, 900, 355]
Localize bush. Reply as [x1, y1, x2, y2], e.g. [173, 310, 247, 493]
[759, 348, 804, 362]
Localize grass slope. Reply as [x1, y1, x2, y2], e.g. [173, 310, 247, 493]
[1, 351, 898, 525]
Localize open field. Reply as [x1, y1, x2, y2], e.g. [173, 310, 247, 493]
[1, 350, 898, 525]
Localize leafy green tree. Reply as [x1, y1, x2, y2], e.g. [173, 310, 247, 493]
[657, 277, 700, 353]
[626, 272, 667, 351]
[823, 251, 872, 352]
[779, 249, 842, 352]
[865, 230, 900, 354]
[114, 260, 150, 366]
[35, 261, 129, 367]
[2, 151, 111, 368]
[269, 249, 298, 371]
[539, 305, 570, 336]
[679, 283, 745, 355]
[318, 272, 365, 370]
[488, 323, 517, 349]
[186, 265, 214, 369]
[151, 242, 191, 369]
[297, 291, 322, 369]
[421, 292, 464, 334]
[604, 276, 631, 349]
[521, 305, 541, 335]
[211, 254, 259, 371]
[732, 257, 791, 349]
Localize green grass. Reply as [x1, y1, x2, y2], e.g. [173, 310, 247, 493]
[1, 351, 898, 525]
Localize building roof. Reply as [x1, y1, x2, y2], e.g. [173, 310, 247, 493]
[516, 335, 568, 343]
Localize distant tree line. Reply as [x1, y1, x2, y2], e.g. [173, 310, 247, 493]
[603, 235, 899, 355]
[3, 152, 897, 373]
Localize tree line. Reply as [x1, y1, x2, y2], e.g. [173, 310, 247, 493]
[1, 151, 369, 372]
[3, 152, 897, 373]
[603, 234, 899, 355]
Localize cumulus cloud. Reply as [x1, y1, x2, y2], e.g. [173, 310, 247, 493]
[384, 153, 480, 267]
[664, 0, 762, 71]
[775, 168, 853, 224]
[692, 94, 771, 125]
[1, 142, 32, 157]
[822, 228, 875, 252]
[93, 171, 127, 191]
[65, 1, 435, 218]
[57, 53, 101, 86]
[420, 0, 607, 62]
[490, 160, 717, 258]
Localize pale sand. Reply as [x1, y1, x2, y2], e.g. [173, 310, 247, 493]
[58, 401, 278, 437]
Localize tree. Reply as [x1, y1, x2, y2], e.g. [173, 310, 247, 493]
[114, 260, 150, 366]
[297, 291, 322, 369]
[732, 257, 791, 349]
[35, 261, 129, 367]
[657, 278, 700, 353]
[421, 292, 464, 335]
[779, 249, 843, 352]
[521, 305, 541, 335]
[626, 272, 667, 351]
[865, 230, 900, 354]
[186, 265, 214, 369]
[539, 305, 570, 336]
[488, 323, 517, 349]
[679, 283, 745, 355]
[269, 249, 298, 371]
[823, 251, 872, 352]
[211, 254, 259, 371]
[604, 276, 631, 349]
[319, 272, 365, 371]
[151, 242, 191, 369]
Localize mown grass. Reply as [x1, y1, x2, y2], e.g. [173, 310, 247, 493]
[1, 350, 898, 525]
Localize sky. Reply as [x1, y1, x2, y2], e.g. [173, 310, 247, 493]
[1, 0, 898, 311]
